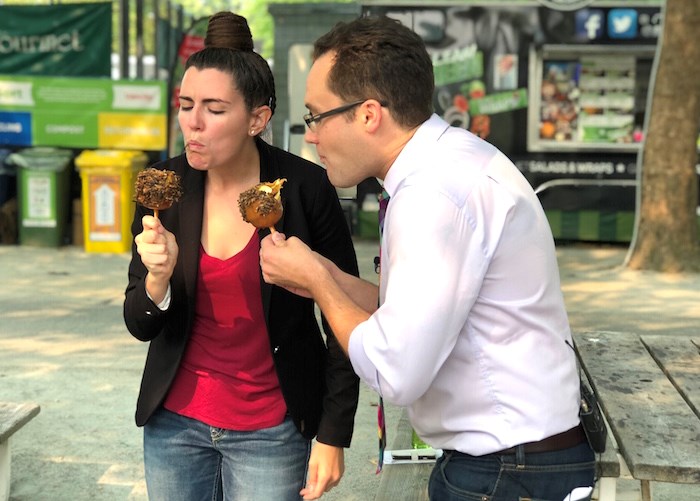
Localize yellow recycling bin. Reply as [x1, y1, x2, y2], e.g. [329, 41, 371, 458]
[76, 150, 148, 253]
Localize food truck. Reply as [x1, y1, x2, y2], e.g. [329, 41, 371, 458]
[359, 0, 670, 242]
[273, 0, 699, 242]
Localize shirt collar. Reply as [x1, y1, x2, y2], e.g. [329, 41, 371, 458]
[382, 114, 449, 198]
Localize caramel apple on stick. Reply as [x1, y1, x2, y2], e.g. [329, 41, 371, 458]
[238, 178, 286, 233]
[134, 168, 183, 219]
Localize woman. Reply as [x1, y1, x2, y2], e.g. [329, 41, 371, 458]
[123, 12, 359, 501]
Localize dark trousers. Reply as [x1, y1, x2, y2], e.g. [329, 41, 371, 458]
[428, 442, 595, 501]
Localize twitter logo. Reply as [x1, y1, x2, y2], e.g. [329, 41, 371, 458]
[608, 9, 638, 39]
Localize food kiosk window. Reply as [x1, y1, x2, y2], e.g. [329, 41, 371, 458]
[527, 44, 655, 152]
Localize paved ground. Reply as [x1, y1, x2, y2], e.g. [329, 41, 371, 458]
[1, 238, 699, 500]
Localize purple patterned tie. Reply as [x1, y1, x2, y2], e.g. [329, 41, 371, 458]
[378, 189, 389, 240]
[376, 189, 389, 474]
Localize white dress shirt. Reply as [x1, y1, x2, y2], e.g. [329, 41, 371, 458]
[348, 114, 580, 455]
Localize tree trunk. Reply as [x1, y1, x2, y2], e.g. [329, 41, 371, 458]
[625, 0, 700, 272]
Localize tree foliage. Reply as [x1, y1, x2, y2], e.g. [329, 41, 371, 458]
[625, 0, 700, 272]
[172, 0, 351, 58]
[237, 0, 353, 58]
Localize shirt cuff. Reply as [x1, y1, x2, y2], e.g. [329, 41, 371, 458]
[146, 284, 171, 311]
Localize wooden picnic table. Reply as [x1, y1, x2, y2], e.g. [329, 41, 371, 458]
[574, 331, 700, 501]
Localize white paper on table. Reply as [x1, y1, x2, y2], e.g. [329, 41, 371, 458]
[383, 448, 443, 464]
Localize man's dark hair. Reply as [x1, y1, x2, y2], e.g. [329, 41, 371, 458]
[313, 16, 434, 129]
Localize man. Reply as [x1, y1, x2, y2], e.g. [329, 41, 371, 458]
[261, 16, 596, 501]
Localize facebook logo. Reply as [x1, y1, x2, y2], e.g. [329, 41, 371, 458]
[575, 9, 604, 40]
[608, 9, 638, 39]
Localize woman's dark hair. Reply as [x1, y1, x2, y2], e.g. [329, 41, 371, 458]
[313, 16, 434, 129]
[185, 11, 276, 115]
[205, 11, 254, 51]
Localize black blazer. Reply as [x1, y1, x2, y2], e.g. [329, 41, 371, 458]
[123, 138, 360, 447]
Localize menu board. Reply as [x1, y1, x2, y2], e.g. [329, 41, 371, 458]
[578, 56, 637, 143]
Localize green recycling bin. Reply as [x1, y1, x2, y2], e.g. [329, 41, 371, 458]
[9, 147, 73, 247]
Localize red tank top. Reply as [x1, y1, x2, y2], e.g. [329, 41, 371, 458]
[164, 232, 287, 430]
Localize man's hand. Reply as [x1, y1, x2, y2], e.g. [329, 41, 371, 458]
[260, 233, 326, 296]
[300, 442, 345, 500]
[262, 231, 378, 354]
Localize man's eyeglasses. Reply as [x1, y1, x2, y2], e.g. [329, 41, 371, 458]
[303, 100, 386, 131]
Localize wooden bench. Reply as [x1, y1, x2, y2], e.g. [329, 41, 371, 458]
[0, 402, 41, 501]
[376, 408, 620, 501]
[375, 410, 432, 501]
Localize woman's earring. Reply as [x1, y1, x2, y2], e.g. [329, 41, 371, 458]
[250, 129, 256, 135]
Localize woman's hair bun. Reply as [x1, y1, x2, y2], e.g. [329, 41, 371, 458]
[205, 11, 254, 51]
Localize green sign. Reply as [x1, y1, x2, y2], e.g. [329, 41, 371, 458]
[0, 75, 167, 150]
[468, 89, 529, 116]
[433, 45, 483, 87]
[0, 3, 111, 77]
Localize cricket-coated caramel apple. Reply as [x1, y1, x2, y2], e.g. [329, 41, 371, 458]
[134, 168, 183, 212]
[238, 178, 286, 230]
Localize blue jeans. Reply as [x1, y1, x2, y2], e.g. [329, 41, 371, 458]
[428, 442, 595, 501]
[144, 408, 310, 501]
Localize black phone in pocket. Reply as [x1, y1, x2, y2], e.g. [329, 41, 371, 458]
[579, 381, 607, 453]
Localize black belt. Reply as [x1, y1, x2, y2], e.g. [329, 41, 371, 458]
[448, 424, 587, 456]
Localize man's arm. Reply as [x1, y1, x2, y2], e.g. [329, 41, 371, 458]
[322, 252, 379, 316]
[310, 269, 372, 353]
[260, 234, 377, 353]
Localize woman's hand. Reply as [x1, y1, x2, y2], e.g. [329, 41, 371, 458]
[134, 215, 178, 304]
[300, 442, 345, 499]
